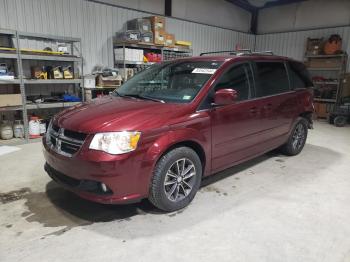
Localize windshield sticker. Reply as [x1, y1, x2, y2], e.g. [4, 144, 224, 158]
[183, 95, 192, 100]
[192, 68, 217, 74]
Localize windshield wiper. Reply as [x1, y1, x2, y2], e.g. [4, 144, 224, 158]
[112, 90, 122, 97]
[121, 94, 165, 103]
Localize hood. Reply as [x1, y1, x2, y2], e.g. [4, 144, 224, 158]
[54, 96, 187, 133]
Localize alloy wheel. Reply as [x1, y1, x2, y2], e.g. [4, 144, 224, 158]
[292, 123, 306, 151]
[164, 158, 197, 202]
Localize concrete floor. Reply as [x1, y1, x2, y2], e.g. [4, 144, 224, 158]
[0, 121, 350, 262]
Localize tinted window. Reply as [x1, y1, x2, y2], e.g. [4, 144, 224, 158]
[255, 62, 290, 97]
[215, 64, 251, 101]
[289, 61, 313, 89]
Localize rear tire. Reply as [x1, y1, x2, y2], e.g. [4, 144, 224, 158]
[334, 116, 347, 127]
[280, 117, 308, 156]
[149, 147, 202, 212]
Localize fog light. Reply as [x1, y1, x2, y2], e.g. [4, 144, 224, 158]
[100, 183, 108, 192]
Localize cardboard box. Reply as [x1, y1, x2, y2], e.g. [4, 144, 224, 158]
[150, 16, 165, 31]
[313, 102, 334, 118]
[0, 94, 22, 107]
[309, 58, 342, 68]
[306, 38, 324, 56]
[165, 34, 175, 47]
[154, 30, 166, 45]
[31, 66, 47, 79]
[313, 102, 327, 118]
[127, 18, 152, 32]
[114, 48, 124, 60]
[116, 30, 140, 42]
[96, 74, 122, 87]
[115, 48, 144, 62]
[140, 32, 153, 44]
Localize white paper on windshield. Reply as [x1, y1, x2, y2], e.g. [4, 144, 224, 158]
[192, 68, 217, 74]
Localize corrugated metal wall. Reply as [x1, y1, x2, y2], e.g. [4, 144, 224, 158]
[2, 0, 348, 72]
[0, 0, 255, 73]
[166, 19, 255, 56]
[255, 26, 350, 65]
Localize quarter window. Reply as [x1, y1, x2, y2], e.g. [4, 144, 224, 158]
[289, 61, 313, 89]
[255, 62, 290, 97]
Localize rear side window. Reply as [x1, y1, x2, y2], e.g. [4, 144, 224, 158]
[215, 64, 252, 101]
[289, 61, 313, 89]
[255, 62, 290, 97]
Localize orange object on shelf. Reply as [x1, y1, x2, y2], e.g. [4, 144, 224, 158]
[29, 116, 41, 139]
[324, 34, 342, 55]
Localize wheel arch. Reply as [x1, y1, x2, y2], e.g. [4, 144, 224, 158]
[144, 127, 211, 177]
[299, 111, 313, 129]
[159, 140, 206, 174]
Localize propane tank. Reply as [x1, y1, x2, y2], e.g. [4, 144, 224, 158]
[29, 116, 41, 139]
[0, 120, 14, 140]
[13, 120, 24, 138]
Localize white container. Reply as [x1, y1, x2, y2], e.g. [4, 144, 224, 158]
[13, 120, 24, 138]
[0, 121, 14, 140]
[29, 117, 41, 138]
[83, 75, 96, 89]
[39, 120, 46, 135]
[114, 48, 124, 61]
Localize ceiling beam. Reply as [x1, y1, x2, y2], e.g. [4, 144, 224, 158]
[227, 0, 257, 12]
[227, 0, 308, 11]
[165, 0, 172, 16]
[262, 0, 307, 9]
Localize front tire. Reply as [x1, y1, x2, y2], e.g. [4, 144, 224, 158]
[281, 117, 308, 156]
[149, 147, 202, 212]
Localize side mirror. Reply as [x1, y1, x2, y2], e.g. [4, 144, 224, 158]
[213, 89, 238, 106]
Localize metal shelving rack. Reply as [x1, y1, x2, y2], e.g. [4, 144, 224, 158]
[305, 53, 348, 105]
[0, 28, 83, 142]
[114, 42, 193, 80]
[305, 53, 348, 104]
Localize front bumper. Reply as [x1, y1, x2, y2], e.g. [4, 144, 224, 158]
[43, 138, 154, 204]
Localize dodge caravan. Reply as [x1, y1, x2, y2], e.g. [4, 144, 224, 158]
[43, 52, 314, 211]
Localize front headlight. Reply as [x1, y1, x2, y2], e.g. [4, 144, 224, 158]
[89, 131, 141, 155]
[45, 120, 53, 144]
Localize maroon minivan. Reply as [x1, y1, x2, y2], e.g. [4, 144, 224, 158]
[43, 52, 314, 211]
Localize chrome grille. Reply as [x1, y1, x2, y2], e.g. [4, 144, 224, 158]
[47, 123, 86, 157]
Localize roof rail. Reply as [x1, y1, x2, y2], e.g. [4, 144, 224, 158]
[252, 51, 274, 55]
[199, 49, 274, 56]
[199, 50, 239, 56]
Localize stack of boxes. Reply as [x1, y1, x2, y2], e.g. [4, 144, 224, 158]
[126, 18, 153, 44]
[151, 16, 165, 45]
[150, 16, 175, 47]
[113, 16, 192, 80]
[117, 16, 178, 47]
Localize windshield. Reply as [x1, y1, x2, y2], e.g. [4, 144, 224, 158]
[114, 60, 223, 103]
